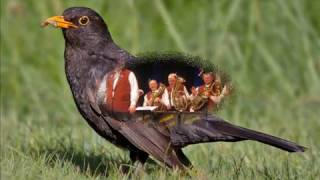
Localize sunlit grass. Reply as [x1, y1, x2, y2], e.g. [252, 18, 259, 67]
[1, 0, 320, 179]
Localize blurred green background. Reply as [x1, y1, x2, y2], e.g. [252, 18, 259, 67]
[1, 0, 320, 179]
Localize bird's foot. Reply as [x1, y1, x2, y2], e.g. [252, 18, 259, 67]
[133, 161, 145, 177]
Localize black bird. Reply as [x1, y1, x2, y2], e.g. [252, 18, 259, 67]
[43, 7, 306, 170]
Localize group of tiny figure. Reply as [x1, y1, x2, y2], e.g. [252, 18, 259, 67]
[98, 66, 231, 114]
[143, 72, 230, 112]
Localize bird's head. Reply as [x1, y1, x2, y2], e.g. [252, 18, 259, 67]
[42, 7, 112, 48]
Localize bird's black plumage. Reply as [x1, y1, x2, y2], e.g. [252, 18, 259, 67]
[61, 7, 150, 164]
[45, 7, 306, 170]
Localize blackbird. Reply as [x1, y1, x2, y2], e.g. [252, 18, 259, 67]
[43, 7, 306, 170]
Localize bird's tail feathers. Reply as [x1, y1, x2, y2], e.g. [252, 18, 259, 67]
[210, 120, 307, 152]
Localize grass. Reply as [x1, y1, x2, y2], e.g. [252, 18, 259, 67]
[1, 0, 320, 179]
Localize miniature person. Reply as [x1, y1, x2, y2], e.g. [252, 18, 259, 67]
[163, 73, 190, 111]
[190, 72, 229, 111]
[143, 80, 169, 111]
[97, 65, 139, 114]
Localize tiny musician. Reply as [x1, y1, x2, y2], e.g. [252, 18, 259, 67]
[143, 80, 169, 111]
[190, 72, 230, 111]
[164, 73, 190, 111]
[97, 65, 139, 114]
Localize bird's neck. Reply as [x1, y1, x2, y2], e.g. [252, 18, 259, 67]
[64, 44, 85, 89]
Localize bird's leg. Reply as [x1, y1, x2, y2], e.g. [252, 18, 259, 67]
[129, 150, 148, 175]
[133, 161, 144, 176]
[175, 149, 193, 168]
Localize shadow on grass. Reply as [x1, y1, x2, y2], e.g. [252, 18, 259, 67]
[41, 147, 127, 177]
[29, 143, 160, 177]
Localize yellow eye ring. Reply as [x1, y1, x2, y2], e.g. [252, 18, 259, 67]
[79, 16, 89, 25]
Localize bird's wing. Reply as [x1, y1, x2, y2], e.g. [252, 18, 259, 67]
[82, 53, 181, 160]
[114, 119, 185, 168]
[161, 113, 306, 152]
[84, 62, 155, 153]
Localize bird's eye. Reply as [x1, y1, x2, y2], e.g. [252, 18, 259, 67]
[79, 16, 89, 25]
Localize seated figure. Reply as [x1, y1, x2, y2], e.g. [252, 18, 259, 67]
[190, 72, 230, 112]
[143, 80, 169, 111]
[164, 73, 190, 111]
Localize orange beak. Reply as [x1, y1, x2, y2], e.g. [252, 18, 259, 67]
[42, 16, 78, 29]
